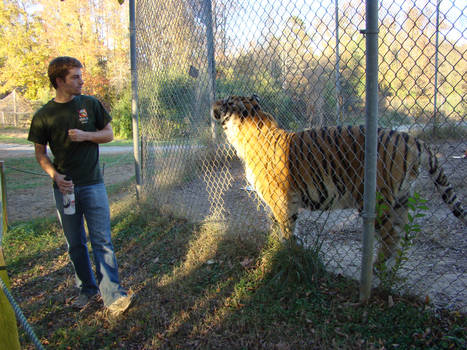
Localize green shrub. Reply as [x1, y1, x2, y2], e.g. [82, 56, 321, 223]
[111, 88, 133, 139]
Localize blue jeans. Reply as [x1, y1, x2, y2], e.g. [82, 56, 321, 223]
[54, 182, 126, 306]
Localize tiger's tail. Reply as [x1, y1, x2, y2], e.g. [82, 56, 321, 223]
[423, 143, 466, 225]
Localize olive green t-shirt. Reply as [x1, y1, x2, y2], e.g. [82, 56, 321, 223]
[28, 95, 112, 186]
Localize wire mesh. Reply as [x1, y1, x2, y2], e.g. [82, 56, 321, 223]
[0, 90, 39, 127]
[135, 0, 466, 311]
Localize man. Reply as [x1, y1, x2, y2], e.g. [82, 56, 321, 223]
[28, 56, 133, 317]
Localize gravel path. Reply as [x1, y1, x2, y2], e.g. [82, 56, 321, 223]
[0, 142, 132, 159]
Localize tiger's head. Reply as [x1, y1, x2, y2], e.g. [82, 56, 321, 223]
[211, 94, 278, 130]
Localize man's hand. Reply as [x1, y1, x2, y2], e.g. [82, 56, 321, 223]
[68, 129, 88, 142]
[54, 173, 74, 194]
[34, 143, 73, 194]
[68, 123, 113, 144]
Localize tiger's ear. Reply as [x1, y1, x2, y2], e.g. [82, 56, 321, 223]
[251, 94, 260, 104]
[222, 96, 230, 107]
[237, 100, 248, 117]
[250, 94, 261, 112]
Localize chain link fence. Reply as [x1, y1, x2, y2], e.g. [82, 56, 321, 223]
[0, 90, 38, 128]
[135, 0, 466, 310]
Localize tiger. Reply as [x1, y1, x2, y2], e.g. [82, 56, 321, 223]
[211, 94, 466, 265]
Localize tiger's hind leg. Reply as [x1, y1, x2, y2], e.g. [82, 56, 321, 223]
[374, 195, 409, 267]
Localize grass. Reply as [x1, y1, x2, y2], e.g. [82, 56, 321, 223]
[105, 139, 134, 147]
[2, 153, 133, 191]
[414, 124, 467, 141]
[3, 193, 466, 349]
[2, 157, 51, 190]
[0, 134, 31, 144]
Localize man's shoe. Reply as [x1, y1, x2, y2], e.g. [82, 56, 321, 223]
[71, 293, 100, 309]
[107, 294, 134, 317]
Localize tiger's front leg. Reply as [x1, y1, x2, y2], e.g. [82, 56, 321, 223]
[275, 213, 299, 240]
[267, 192, 301, 241]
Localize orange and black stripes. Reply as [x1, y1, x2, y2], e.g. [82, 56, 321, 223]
[212, 95, 466, 253]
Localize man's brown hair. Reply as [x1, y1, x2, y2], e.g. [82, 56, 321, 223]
[48, 56, 83, 89]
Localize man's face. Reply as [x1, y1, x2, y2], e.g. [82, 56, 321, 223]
[57, 67, 83, 96]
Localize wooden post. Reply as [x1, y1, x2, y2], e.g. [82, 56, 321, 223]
[0, 160, 20, 349]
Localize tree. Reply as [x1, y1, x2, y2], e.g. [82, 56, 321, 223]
[0, 0, 49, 100]
[0, 0, 129, 105]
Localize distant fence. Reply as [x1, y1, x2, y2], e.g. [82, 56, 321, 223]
[0, 90, 38, 128]
[0, 112, 34, 128]
[134, 0, 466, 310]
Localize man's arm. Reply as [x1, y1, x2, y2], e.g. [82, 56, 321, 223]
[68, 123, 114, 144]
[34, 143, 73, 193]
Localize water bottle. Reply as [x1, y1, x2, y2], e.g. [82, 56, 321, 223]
[63, 176, 76, 215]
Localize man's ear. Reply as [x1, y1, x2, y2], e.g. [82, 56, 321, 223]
[55, 77, 65, 88]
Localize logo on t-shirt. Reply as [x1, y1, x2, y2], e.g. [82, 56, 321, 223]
[78, 109, 89, 125]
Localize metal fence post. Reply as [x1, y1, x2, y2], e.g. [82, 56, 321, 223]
[360, 0, 379, 303]
[204, 0, 217, 141]
[335, 0, 342, 125]
[13, 89, 18, 127]
[129, 0, 142, 199]
[432, 0, 440, 137]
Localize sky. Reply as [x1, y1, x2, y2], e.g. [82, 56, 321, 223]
[222, 0, 466, 52]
